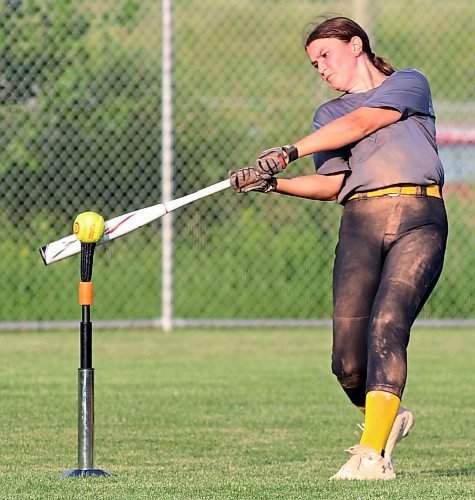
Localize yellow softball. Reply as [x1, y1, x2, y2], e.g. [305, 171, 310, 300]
[73, 212, 105, 243]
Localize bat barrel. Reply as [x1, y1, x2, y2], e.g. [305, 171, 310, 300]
[40, 178, 230, 266]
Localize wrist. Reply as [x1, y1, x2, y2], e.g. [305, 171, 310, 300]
[266, 177, 278, 192]
[282, 144, 299, 163]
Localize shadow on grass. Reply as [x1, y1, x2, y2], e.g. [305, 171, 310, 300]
[421, 467, 473, 477]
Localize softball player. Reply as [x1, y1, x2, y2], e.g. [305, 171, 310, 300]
[229, 16, 447, 480]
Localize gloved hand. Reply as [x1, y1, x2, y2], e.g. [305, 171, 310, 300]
[253, 145, 298, 178]
[229, 167, 277, 193]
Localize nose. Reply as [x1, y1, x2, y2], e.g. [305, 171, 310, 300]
[317, 61, 327, 76]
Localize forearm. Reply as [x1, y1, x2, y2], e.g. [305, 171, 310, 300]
[293, 107, 402, 158]
[235, 108, 400, 196]
[294, 114, 368, 157]
[274, 173, 345, 201]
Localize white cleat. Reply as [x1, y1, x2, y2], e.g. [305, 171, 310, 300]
[384, 406, 414, 464]
[330, 444, 396, 480]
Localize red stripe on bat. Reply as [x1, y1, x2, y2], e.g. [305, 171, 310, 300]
[105, 214, 136, 235]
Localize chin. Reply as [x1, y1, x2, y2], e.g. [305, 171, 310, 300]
[326, 79, 342, 92]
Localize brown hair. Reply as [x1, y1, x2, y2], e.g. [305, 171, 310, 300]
[304, 16, 395, 76]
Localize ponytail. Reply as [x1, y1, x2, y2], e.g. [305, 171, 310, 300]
[372, 54, 396, 76]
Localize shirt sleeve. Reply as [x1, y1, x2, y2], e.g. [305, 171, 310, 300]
[312, 104, 351, 175]
[362, 69, 433, 118]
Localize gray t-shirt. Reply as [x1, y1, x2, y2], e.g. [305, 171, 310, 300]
[312, 69, 444, 204]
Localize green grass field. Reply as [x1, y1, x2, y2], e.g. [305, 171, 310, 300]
[0, 328, 474, 499]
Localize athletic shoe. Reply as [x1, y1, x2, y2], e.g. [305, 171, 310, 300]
[330, 444, 396, 480]
[384, 406, 414, 463]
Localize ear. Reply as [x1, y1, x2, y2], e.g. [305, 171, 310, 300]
[350, 36, 363, 56]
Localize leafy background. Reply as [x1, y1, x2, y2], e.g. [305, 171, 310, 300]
[0, 0, 474, 321]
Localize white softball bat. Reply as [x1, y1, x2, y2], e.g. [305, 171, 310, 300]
[39, 179, 231, 265]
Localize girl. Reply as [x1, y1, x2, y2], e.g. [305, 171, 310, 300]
[230, 16, 447, 480]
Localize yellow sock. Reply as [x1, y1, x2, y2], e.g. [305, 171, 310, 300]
[359, 390, 400, 454]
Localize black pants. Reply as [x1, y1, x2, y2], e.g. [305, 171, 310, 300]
[332, 195, 448, 407]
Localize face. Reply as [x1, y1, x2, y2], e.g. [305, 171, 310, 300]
[306, 37, 359, 92]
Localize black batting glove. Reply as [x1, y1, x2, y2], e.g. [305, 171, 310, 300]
[254, 145, 299, 179]
[229, 167, 277, 193]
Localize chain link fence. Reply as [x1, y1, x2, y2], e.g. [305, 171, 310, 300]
[1, 0, 474, 327]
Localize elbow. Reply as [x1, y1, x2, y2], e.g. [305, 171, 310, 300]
[351, 115, 375, 138]
[349, 107, 402, 138]
[316, 173, 344, 201]
[320, 192, 338, 201]
[312, 186, 340, 201]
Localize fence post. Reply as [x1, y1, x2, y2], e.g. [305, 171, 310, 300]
[161, 0, 174, 332]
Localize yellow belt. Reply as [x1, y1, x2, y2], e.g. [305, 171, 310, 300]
[347, 185, 442, 202]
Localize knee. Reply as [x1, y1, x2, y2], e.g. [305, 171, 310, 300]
[331, 356, 366, 389]
[332, 316, 369, 388]
[370, 309, 410, 352]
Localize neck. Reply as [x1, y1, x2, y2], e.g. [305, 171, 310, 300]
[347, 59, 388, 93]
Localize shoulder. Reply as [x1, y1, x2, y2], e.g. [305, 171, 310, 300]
[385, 68, 430, 89]
[364, 68, 434, 116]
